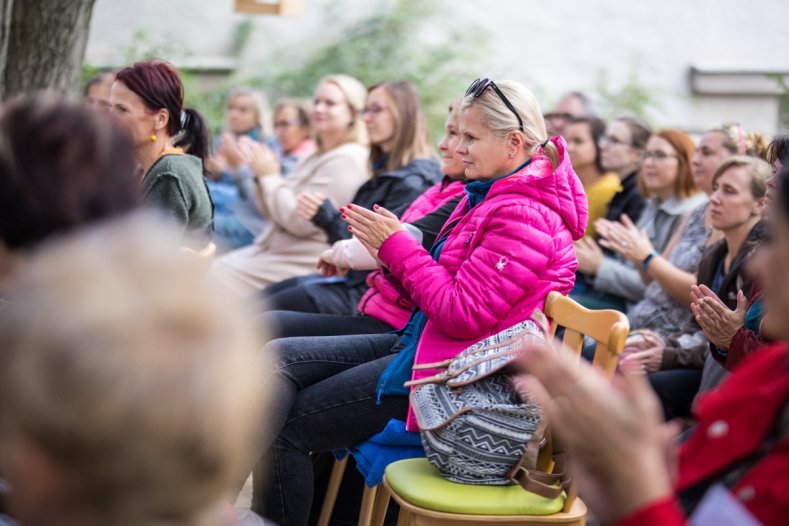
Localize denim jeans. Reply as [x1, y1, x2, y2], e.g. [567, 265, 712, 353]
[251, 332, 407, 526]
[259, 310, 394, 340]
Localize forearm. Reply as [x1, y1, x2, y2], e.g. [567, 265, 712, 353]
[593, 257, 645, 302]
[644, 255, 696, 307]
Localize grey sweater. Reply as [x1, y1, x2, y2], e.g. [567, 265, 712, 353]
[142, 153, 214, 245]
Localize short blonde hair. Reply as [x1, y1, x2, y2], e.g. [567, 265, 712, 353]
[712, 155, 771, 199]
[226, 87, 273, 137]
[461, 80, 560, 169]
[316, 74, 369, 151]
[0, 214, 270, 525]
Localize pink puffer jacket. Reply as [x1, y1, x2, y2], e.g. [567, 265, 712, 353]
[376, 137, 588, 430]
[358, 178, 466, 329]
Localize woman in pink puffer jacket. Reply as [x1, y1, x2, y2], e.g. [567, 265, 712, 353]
[252, 79, 587, 526]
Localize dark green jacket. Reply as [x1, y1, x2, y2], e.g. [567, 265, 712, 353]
[142, 153, 214, 246]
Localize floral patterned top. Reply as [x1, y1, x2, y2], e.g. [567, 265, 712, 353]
[628, 203, 712, 337]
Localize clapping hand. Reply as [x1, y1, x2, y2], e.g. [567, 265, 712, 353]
[237, 136, 280, 178]
[341, 204, 404, 259]
[690, 284, 747, 350]
[597, 215, 655, 265]
[297, 192, 328, 221]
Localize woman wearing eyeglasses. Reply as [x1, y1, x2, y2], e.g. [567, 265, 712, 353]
[272, 99, 316, 176]
[248, 79, 587, 526]
[573, 130, 706, 311]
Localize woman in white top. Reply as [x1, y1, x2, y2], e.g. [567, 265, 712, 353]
[213, 75, 369, 294]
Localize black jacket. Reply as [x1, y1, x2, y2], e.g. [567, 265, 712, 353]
[311, 158, 442, 245]
[605, 170, 647, 224]
[662, 220, 766, 369]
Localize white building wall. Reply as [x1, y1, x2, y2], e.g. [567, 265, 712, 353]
[85, 0, 789, 133]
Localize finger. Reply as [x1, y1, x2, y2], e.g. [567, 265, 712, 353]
[620, 214, 636, 230]
[343, 212, 375, 232]
[735, 290, 748, 312]
[698, 284, 726, 305]
[343, 204, 378, 221]
[597, 238, 618, 251]
[372, 204, 398, 220]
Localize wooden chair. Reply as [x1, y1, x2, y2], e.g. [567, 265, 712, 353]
[371, 291, 629, 526]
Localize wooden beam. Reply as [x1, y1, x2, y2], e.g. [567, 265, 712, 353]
[234, 0, 304, 16]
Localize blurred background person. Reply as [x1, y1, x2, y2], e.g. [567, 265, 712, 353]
[212, 74, 369, 294]
[544, 90, 594, 137]
[83, 72, 113, 112]
[564, 116, 620, 238]
[205, 88, 276, 251]
[272, 99, 316, 176]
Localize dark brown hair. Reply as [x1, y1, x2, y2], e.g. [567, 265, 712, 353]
[0, 94, 140, 250]
[568, 116, 607, 173]
[115, 60, 210, 164]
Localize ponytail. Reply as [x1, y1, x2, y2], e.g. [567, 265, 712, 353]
[175, 107, 211, 165]
[535, 138, 560, 171]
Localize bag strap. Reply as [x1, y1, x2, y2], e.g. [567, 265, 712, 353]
[506, 419, 572, 499]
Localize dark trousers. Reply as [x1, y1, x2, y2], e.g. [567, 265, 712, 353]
[648, 369, 703, 421]
[252, 332, 407, 526]
[259, 310, 394, 340]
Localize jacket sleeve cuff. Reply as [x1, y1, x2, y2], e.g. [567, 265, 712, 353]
[311, 199, 339, 230]
[378, 230, 420, 273]
[614, 498, 685, 526]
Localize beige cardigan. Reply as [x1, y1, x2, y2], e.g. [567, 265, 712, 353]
[213, 143, 369, 295]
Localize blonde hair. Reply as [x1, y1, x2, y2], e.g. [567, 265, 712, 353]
[712, 155, 771, 199]
[710, 123, 771, 160]
[226, 87, 273, 137]
[316, 74, 369, 151]
[0, 214, 270, 525]
[461, 80, 560, 170]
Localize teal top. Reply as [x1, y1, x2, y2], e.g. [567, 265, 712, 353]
[142, 153, 214, 246]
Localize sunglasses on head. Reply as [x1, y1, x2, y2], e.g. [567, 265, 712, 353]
[465, 78, 524, 133]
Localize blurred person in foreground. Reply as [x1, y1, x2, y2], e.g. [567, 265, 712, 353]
[515, 165, 789, 526]
[0, 214, 271, 526]
[0, 93, 139, 290]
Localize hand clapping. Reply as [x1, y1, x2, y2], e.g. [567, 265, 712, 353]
[341, 204, 404, 255]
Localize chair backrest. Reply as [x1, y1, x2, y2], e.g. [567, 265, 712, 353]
[543, 290, 629, 376]
[538, 291, 629, 512]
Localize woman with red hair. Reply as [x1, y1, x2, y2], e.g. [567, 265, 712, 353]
[110, 60, 214, 246]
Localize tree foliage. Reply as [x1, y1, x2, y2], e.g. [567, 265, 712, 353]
[250, 0, 489, 140]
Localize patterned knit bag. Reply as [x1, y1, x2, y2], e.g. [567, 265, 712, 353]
[407, 310, 568, 498]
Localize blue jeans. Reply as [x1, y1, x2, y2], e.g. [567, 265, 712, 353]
[252, 332, 407, 526]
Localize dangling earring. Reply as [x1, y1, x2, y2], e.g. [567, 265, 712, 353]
[149, 134, 157, 142]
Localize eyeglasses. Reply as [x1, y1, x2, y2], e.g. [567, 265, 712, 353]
[274, 120, 303, 129]
[360, 104, 388, 117]
[599, 135, 631, 147]
[465, 78, 524, 132]
[543, 112, 572, 122]
[642, 151, 678, 163]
